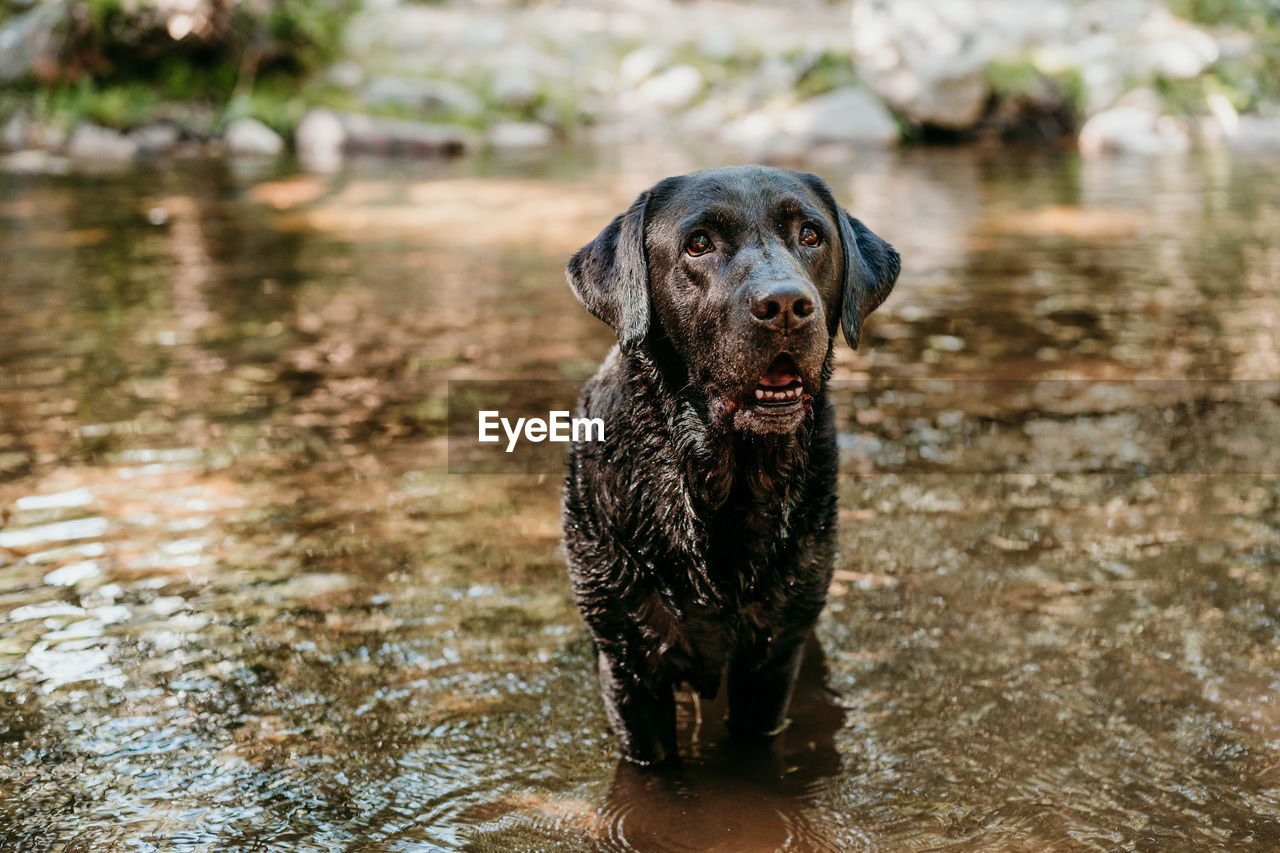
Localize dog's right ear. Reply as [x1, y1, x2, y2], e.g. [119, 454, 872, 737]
[566, 190, 652, 350]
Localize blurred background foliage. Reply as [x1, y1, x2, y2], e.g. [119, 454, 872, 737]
[1167, 0, 1280, 106]
[1, 0, 1280, 155]
[1, 0, 357, 134]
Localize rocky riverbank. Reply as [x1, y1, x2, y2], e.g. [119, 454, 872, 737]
[2, 0, 1279, 170]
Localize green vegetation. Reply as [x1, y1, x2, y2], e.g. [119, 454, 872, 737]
[987, 57, 1085, 126]
[233, 79, 356, 137]
[1168, 0, 1272, 26]
[65, 0, 357, 84]
[36, 80, 162, 129]
[4, 0, 359, 134]
[980, 57, 1084, 138]
[1166, 0, 1280, 107]
[793, 50, 859, 99]
[986, 57, 1043, 100]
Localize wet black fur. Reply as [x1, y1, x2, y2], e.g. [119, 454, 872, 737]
[562, 166, 899, 765]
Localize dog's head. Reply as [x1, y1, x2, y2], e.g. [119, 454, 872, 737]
[567, 166, 899, 434]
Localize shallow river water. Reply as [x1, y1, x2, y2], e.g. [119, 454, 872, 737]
[1, 146, 1279, 851]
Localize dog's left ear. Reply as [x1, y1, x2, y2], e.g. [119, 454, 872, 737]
[565, 189, 653, 350]
[834, 212, 900, 349]
[800, 174, 901, 350]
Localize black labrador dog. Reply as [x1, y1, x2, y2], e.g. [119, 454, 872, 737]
[562, 166, 899, 765]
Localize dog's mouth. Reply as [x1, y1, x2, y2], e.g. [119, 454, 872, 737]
[751, 353, 806, 410]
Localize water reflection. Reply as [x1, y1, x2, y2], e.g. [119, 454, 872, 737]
[1, 147, 1278, 851]
[596, 639, 847, 853]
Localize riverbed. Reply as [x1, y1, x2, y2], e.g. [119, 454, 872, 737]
[2, 146, 1278, 850]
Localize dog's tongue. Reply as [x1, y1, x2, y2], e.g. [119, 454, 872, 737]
[758, 354, 801, 387]
[758, 371, 798, 388]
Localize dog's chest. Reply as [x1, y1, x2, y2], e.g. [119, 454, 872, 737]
[660, 585, 794, 697]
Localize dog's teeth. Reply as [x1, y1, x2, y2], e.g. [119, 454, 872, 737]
[754, 384, 807, 404]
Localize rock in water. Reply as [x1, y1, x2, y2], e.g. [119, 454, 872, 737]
[225, 118, 285, 156]
[780, 87, 900, 146]
[851, 0, 994, 131]
[67, 124, 139, 162]
[0, 2, 63, 84]
[488, 122, 555, 148]
[638, 65, 704, 111]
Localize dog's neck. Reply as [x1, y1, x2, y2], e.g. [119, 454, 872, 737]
[621, 342, 827, 514]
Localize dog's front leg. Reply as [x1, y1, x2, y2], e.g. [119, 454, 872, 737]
[726, 640, 805, 737]
[596, 650, 677, 766]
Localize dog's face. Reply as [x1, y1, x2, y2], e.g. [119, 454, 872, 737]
[567, 166, 899, 434]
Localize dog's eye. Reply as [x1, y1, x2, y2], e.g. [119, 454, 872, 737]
[800, 224, 822, 248]
[685, 232, 713, 256]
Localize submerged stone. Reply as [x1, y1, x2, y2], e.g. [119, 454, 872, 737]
[225, 118, 285, 157]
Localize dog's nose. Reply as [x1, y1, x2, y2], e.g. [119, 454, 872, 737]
[749, 281, 816, 332]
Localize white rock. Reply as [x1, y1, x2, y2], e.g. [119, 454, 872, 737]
[361, 76, 484, 116]
[681, 99, 732, 139]
[259, 572, 354, 603]
[490, 69, 540, 110]
[619, 45, 670, 86]
[697, 32, 737, 62]
[296, 109, 346, 171]
[1226, 115, 1280, 151]
[850, 0, 1222, 133]
[44, 560, 101, 587]
[720, 111, 808, 162]
[2, 111, 31, 150]
[328, 59, 365, 90]
[916, 68, 990, 130]
[721, 111, 783, 149]
[488, 121, 554, 148]
[1204, 92, 1239, 138]
[0, 1, 62, 84]
[1136, 10, 1218, 79]
[9, 601, 84, 622]
[129, 123, 180, 155]
[1074, 53, 1125, 117]
[1114, 86, 1164, 114]
[638, 65, 703, 111]
[335, 112, 473, 155]
[781, 86, 900, 146]
[67, 124, 138, 162]
[0, 150, 70, 174]
[1078, 105, 1190, 156]
[758, 56, 800, 95]
[851, 0, 992, 130]
[723, 86, 900, 154]
[26, 118, 65, 152]
[296, 110, 477, 166]
[224, 117, 284, 156]
[463, 18, 507, 49]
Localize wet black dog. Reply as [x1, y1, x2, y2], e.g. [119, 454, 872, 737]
[562, 166, 899, 765]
